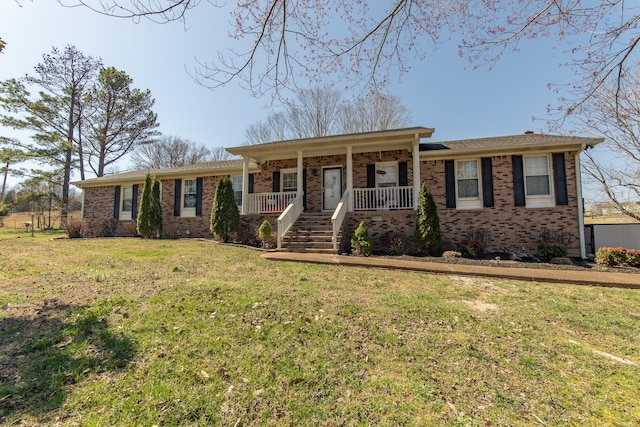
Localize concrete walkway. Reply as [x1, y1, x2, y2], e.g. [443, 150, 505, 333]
[262, 252, 640, 289]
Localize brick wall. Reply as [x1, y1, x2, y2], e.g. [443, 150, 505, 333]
[420, 152, 581, 256]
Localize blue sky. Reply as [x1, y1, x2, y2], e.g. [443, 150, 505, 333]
[1, 1, 581, 187]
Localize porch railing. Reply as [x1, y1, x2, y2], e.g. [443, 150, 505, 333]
[277, 193, 304, 249]
[245, 191, 297, 214]
[353, 186, 414, 210]
[331, 190, 350, 251]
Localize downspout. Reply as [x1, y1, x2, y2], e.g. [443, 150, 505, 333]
[575, 144, 587, 259]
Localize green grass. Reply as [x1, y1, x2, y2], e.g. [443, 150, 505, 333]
[0, 232, 639, 425]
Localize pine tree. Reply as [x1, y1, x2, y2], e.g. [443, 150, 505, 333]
[351, 221, 372, 256]
[413, 182, 441, 255]
[137, 174, 153, 238]
[210, 176, 240, 242]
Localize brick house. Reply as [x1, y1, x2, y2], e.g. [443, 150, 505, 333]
[73, 127, 602, 257]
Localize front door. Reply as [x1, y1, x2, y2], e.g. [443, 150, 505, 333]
[323, 167, 343, 211]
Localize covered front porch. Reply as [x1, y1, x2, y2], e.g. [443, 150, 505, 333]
[226, 127, 434, 251]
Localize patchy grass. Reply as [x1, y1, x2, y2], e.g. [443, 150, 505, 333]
[0, 236, 639, 426]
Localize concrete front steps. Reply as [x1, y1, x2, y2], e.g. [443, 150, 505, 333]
[279, 212, 341, 254]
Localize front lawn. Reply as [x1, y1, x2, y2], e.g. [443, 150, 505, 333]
[0, 235, 638, 425]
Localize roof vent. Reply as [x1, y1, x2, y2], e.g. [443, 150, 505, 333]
[524, 130, 534, 135]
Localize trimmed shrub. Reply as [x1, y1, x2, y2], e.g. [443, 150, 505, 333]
[258, 220, 274, 248]
[413, 182, 441, 255]
[595, 247, 640, 267]
[97, 218, 118, 237]
[210, 176, 240, 242]
[538, 242, 568, 259]
[65, 217, 84, 238]
[351, 221, 372, 256]
[0, 203, 9, 217]
[378, 231, 408, 256]
[123, 221, 139, 237]
[137, 174, 162, 238]
[456, 242, 477, 259]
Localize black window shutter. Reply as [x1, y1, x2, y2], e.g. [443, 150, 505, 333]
[445, 160, 456, 209]
[366, 164, 376, 188]
[398, 161, 408, 186]
[195, 177, 203, 216]
[248, 174, 255, 194]
[174, 178, 181, 216]
[131, 184, 139, 219]
[481, 157, 494, 208]
[272, 171, 280, 192]
[512, 155, 526, 206]
[553, 152, 568, 205]
[113, 186, 121, 220]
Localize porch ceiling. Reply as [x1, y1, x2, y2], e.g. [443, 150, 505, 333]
[226, 127, 435, 163]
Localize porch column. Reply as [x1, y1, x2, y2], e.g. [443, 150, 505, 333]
[297, 151, 303, 197]
[413, 134, 421, 209]
[241, 157, 249, 214]
[346, 145, 353, 211]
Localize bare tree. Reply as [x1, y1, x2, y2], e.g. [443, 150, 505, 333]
[131, 135, 216, 169]
[210, 146, 233, 161]
[244, 86, 411, 144]
[568, 62, 640, 221]
[244, 112, 288, 145]
[69, 0, 639, 116]
[286, 86, 344, 138]
[340, 93, 411, 134]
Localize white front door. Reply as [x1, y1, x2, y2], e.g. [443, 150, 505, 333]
[323, 167, 342, 211]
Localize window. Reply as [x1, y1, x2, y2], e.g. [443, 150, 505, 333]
[375, 162, 398, 188]
[282, 170, 297, 192]
[182, 178, 197, 217]
[120, 186, 133, 220]
[232, 175, 243, 205]
[525, 156, 551, 196]
[456, 160, 479, 198]
[454, 159, 482, 209]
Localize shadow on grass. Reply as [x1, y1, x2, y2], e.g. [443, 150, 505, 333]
[0, 301, 135, 423]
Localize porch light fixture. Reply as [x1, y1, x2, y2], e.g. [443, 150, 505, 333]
[312, 168, 318, 176]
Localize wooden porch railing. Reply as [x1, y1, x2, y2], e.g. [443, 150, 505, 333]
[352, 186, 414, 210]
[277, 193, 304, 249]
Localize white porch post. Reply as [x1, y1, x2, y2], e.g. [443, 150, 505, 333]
[413, 134, 421, 209]
[297, 151, 303, 197]
[241, 157, 249, 214]
[346, 145, 353, 211]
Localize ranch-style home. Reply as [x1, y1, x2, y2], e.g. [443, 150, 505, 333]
[73, 127, 602, 257]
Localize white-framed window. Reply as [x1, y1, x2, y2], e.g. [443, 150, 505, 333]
[281, 169, 297, 192]
[455, 159, 482, 209]
[375, 162, 398, 188]
[232, 175, 243, 205]
[182, 178, 197, 217]
[120, 185, 133, 220]
[524, 155, 554, 208]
